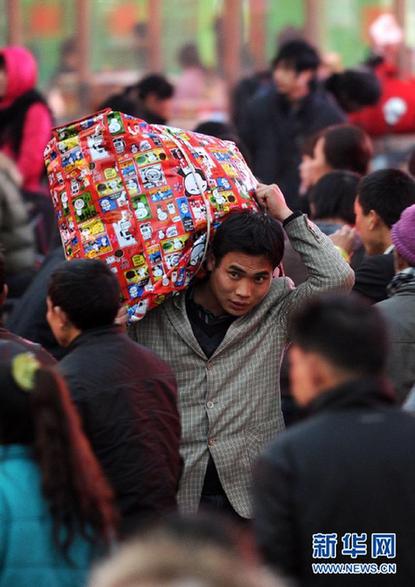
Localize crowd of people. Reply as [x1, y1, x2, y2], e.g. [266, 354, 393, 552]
[0, 28, 415, 587]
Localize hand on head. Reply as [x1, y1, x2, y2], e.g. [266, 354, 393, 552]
[255, 183, 292, 222]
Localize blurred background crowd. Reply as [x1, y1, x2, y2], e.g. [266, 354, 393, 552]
[2, 2, 415, 586]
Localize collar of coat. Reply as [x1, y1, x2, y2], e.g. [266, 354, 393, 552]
[308, 376, 397, 415]
[66, 324, 123, 352]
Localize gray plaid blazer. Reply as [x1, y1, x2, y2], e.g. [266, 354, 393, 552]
[130, 215, 355, 517]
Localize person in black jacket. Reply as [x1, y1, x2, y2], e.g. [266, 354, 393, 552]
[101, 74, 175, 125]
[254, 294, 415, 586]
[238, 40, 345, 209]
[46, 259, 182, 538]
[333, 169, 415, 303]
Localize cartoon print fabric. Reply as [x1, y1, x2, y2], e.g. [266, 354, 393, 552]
[44, 109, 258, 321]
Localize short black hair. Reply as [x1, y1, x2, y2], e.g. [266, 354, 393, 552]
[100, 93, 139, 117]
[48, 260, 120, 331]
[193, 121, 238, 141]
[325, 69, 381, 113]
[358, 169, 415, 227]
[289, 294, 388, 377]
[309, 170, 360, 225]
[211, 210, 284, 269]
[135, 74, 174, 100]
[272, 40, 320, 72]
[320, 124, 373, 176]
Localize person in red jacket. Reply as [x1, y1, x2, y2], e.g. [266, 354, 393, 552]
[349, 69, 415, 136]
[0, 46, 52, 193]
[349, 13, 415, 136]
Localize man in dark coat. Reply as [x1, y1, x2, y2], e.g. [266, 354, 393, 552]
[254, 294, 415, 586]
[238, 40, 345, 208]
[352, 169, 415, 303]
[46, 259, 181, 537]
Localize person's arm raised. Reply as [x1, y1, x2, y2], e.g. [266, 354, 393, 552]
[255, 183, 355, 321]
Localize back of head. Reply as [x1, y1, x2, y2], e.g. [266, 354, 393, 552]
[322, 124, 373, 175]
[325, 69, 381, 113]
[309, 170, 360, 225]
[358, 169, 415, 228]
[194, 121, 238, 141]
[100, 92, 139, 117]
[211, 210, 285, 269]
[0, 340, 36, 444]
[89, 517, 283, 587]
[48, 259, 120, 331]
[272, 39, 320, 72]
[136, 74, 174, 100]
[289, 294, 388, 378]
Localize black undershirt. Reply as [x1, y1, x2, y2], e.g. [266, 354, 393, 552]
[185, 286, 235, 358]
[185, 286, 236, 495]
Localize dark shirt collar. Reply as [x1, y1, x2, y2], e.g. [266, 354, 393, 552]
[67, 324, 122, 352]
[186, 285, 235, 327]
[308, 376, 397, 415]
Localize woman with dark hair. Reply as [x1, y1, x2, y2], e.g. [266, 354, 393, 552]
[0, 340, 117, 586]
[299, 123, 373, 195]
[308, 170, 360, 232]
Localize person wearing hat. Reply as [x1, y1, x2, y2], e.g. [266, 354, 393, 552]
[376, 204, 415, 402]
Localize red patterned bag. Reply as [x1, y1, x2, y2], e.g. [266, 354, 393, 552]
[44, 110, 258, 321]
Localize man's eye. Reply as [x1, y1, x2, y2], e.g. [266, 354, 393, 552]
[229, 271, 239, 279]
[255, 276, 266, 283]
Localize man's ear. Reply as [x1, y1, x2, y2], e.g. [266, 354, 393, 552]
[368, 209, 383, 231]
[55, 306, 71, 328]
[47, 297, 70, 328]
[206, 253, 216, 272]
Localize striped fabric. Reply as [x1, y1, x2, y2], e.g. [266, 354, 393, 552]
[130, 215, 355, 517]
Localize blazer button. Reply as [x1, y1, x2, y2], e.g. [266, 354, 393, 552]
[206, 401, 214, 409]
[208, 438, 215, 447]
[206, 361, 213, 370]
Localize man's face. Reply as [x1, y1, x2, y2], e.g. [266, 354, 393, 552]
[354, 196, 377, 254]
[299, 137, 330, 192]
[273, 64, 312, 101]
[207, 252, 273, 317]
[145, 94, 173, 122]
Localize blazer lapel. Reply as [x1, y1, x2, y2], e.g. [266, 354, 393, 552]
[164, 293, 207, 360]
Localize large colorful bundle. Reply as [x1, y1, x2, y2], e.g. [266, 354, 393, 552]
[44, 110, 258, 320]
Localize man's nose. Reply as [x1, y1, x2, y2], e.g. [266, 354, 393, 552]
[235, 280, 251, 298]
